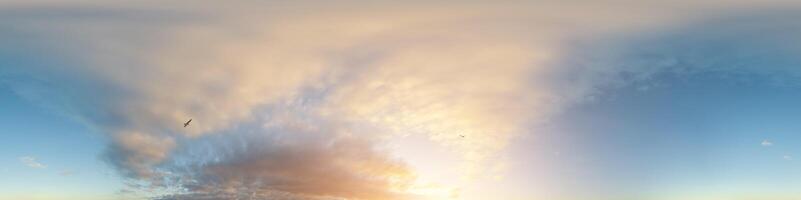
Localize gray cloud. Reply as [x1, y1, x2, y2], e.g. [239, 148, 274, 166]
[142, 108, 417, 200]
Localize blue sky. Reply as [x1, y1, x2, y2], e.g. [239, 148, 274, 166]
[509, 72, 801, 199]
[0, 86, 123, 200]
[3, 1, 801, 200]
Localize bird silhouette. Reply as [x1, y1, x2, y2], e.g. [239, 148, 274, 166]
[184, 119, 192, 127]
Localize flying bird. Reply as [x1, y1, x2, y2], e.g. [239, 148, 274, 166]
[184, 119, 192, 127]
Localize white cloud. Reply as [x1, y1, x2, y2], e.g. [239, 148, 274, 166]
[762, 140, 773, 146]
[19, 156, 46, 169]
[783, 155, 793, 161]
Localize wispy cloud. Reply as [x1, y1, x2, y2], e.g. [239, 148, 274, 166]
[762, 140, 773, 147]
[783, 155, 793, 161]
[59, 170, 77, 176]
[19, 156, 46, 169]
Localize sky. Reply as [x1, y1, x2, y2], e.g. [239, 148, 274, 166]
[2, 1, 801, 200]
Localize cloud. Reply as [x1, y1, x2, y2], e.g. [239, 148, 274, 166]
[59, 170, 77, 176]
[762, 140, 773, 146]
[783, 155, 793, 161]
[19, 156, 46, 169]
[1, 1, 566, 191]
[153, 113, 416, 200]
[554, 11, 801, 92]
[3, 1, 801, 199]
[104, 131, 176, 178]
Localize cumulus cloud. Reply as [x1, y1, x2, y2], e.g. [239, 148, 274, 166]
[151, 111, 416, 200]
[762, 140, 773, 146]
[19, 156, 46, 169]
[0, 1, 564, 191]
[105, 132, 176, 178]
[3, 0, 801, 199]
